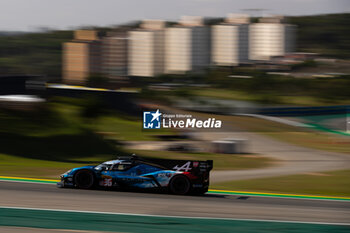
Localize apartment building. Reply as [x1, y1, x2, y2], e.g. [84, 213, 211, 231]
[101, 29, 129, 82]
[165, 16, 210, 74]
[249, 16, 296, 61]
[62, 15, 297, 83]
[212, 14, 250, 66]
[128, 20, 165, 77]
[62, 30, 101, 84]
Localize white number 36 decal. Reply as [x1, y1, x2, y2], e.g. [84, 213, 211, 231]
[103, 178, 112, 187]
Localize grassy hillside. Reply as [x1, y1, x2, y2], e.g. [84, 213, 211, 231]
[213, 170, 350, 197]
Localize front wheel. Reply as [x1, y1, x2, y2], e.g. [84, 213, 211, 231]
[74, 170, 95, 189]
[169, 175, 191, 195]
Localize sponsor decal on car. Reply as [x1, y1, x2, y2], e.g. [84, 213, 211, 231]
[173, 161, 192, 172]
[158, 173, 172, 178]
[119, 178, 146, 183]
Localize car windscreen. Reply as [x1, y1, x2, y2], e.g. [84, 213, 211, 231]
[112, 163, 133, 171]
[95, 163, 113, 171]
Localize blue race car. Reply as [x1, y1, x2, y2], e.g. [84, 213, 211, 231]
[57, 156, 213, 195]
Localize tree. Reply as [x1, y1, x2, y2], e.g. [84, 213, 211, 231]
[79, 95, 105, 123]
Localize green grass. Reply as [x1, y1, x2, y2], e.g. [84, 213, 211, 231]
[212, 170, 350, 197]
[193, 89, 258, 102]
[192, 88, 350, 106]
[49, 101, 175, 141]
[93, 115, 175, 141]
[128, 150, 274, 171]
[0, 130, 120, 162]
[0, 104, 82, 137]
[0, 100, 176, 160]
[0, 100, 174, 179]
[0, 150, 274, 179]
[0, 103, 114, 179]
[0, 102, 274, 179]
[0, 103, 121, 163]
[0, 153, 91, 179]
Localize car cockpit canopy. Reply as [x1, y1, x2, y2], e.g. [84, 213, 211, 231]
[95, 159, 135, 171]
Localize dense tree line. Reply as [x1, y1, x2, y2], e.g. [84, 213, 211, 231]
[288, 13, 350, 59]
[0, 30, 73, 79]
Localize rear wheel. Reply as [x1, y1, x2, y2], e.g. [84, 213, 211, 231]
[169, 175, 191, 195]
[74, 170, 95, 189]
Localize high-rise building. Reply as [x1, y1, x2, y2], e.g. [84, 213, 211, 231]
[62, 30, 101, 84]
[165, 16, 210, 74]
[62, 14, 297, 83]
[101, 29, 129, 82]
[212, 14, 250, 66]
[249, 16, 296, 61]
[128, 20, 165, 77]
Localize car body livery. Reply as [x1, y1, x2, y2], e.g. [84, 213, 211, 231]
[57, 156, 213, 195]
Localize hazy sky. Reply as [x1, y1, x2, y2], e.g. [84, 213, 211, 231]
[0, 0, 349, 31]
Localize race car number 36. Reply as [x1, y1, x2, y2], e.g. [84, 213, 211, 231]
[103, 178, 112, 187]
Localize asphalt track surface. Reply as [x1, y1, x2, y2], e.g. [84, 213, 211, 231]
[1, 181, 349, 225]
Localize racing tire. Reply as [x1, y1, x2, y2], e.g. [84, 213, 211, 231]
[169, 175, 191, 195]
[74, 170, 95, 189]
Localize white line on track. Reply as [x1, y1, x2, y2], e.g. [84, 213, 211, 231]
[1, 205, 349, 226]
